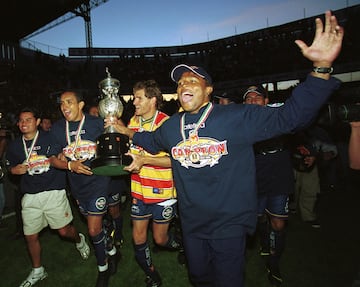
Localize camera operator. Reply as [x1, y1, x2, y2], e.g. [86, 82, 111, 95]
[289, 125, 323, 228]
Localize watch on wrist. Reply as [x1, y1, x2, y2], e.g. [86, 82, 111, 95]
[312, 66, 333, 74]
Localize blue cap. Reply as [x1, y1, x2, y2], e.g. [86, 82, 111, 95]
[243, 85, 267, 99]
[171, 64, 212, 84]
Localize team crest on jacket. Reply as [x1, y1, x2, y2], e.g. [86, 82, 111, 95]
[171, 137, 228, 168]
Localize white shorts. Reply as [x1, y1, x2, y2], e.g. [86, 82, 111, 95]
[22, 189, 74, 235]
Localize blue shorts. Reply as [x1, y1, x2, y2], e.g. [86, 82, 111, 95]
[108, 176, 128, 198]
[77, 195, 108, 216]
[183, 232, 246, 287]
[108, 191, 120, 207]
[257, 194, 289, 219]
[108, 176, 127, 207]
[130, 198, 176, 224]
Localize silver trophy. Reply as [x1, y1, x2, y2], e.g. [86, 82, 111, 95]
[98, 68, 123, 133]
[91, 68, 131, 176]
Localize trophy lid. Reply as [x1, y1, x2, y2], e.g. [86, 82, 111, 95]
[99, 67, 120, 92]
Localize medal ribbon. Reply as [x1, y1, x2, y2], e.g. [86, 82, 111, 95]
[139, 110, 158, 132]
[180, 103, 213, 143]
[22, 130, 39, 162]
[66, 115, 85, 154]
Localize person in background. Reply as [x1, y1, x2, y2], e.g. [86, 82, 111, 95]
[88, 105, 100, 117]
[1, 112, 23, 238]
[49, 91, 120, 287]
[0, 123, 7, 230]
[39, 116, 52, 132]
[289, 126, 322, 228]
[349, 120, 360, 287]
[6, 107, 90, 287]
[214, 91, 238, 105]
[311, 125, 338, 193]
[349, 121, 360, 169]
[124, 80, 182, 287]
[110, 11, 343, 287]
[243, 85, 293, 286]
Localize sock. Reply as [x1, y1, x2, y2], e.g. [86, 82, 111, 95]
[102, 216, 114, 252]
[269, 229, 286, 261]
[112, 215, 124, 241]
[108, 246, 117, 256]
[98, 263, 108, 272]
[134, 242, 153, 276]
[163, 232, 182, 250]
[91, 230, 107, 267]
[258, 215, 270, 252]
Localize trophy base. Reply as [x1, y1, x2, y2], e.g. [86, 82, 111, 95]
[91, 133, 132, 176]
[91, 156, 131, 176]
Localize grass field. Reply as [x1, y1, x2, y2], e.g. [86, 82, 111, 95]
[1, 169, 359, 287]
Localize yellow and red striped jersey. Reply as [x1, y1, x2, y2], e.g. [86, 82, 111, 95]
[128, 111, 176, 204]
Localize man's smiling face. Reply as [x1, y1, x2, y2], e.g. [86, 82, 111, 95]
[176, 71, 213, 114]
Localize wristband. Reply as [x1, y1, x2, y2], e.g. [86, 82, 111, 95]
[67, 161, 72, 172]
[312, 67, 333, 74]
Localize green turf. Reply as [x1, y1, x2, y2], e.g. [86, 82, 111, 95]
[1, 170, 359, 287]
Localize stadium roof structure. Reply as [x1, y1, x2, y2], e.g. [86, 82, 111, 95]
[0, 0, 88, 41]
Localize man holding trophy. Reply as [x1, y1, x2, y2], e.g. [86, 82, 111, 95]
[49, 69, 126, 287]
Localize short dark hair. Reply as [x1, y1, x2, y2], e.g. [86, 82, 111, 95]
[18, 106, 40, 120]
[61, 89, 85, 103]
[40, 113, 52, 121]
[133, 80, 163, 110]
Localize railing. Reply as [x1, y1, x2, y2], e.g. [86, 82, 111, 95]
[20, 40, 67, 57]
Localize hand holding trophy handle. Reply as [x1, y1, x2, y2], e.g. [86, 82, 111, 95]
[104, 117, 135, 140]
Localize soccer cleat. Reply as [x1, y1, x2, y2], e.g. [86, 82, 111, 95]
[76, 233, 90, 260]
[266, 261, 283, 286]
[108, 252, 121, 276]
[268, 271, 283, 286]
[177, 249, 187, 265]
[306, 220, 321, 228]
[96, 270, 110, 287]
[19, 267, 48, 287]
[145, 270, 162, 287]
[113, 232, 124, 249]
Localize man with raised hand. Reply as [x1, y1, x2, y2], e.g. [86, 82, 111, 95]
[110, 11, 343, 287]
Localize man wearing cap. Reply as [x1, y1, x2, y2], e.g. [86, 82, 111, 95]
[243, 85, 293, 286]
[109, 11, 343, 287]
[214, 92, 238, 105]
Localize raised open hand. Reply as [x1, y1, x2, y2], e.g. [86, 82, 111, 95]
[295, 10, 344, 69]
